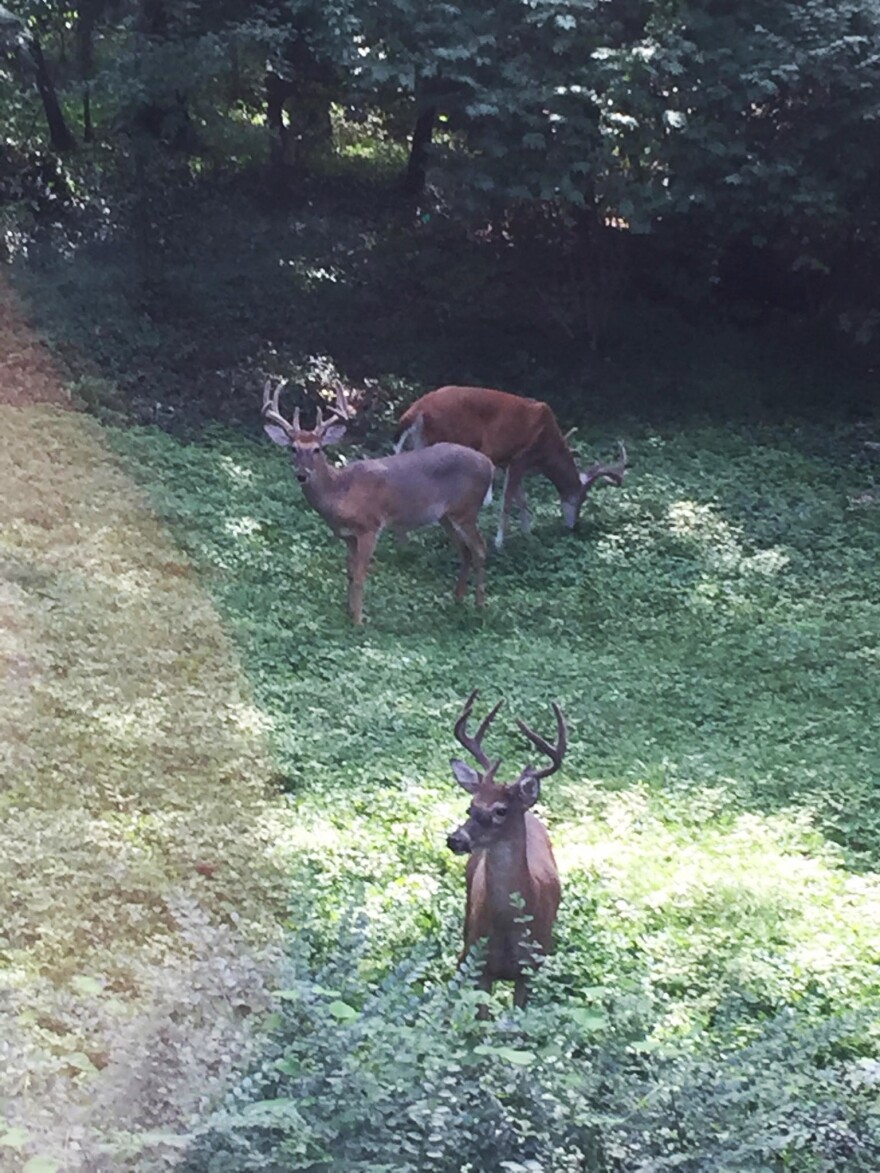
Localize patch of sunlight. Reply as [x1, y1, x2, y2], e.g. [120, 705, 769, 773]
[668, 498, 740, 558]
[364, 870, 441, 918]
[281, 258, 341, 286]
[742, 546, 790, 575]
[226, 514, 263, 538]
[263, 812, 348, 860]
[84, 694, 271, 742]
[667, 498, 789, 577]
[218, 454, 256, 485]
[227, 700, 274, 736]
[85, 566, 163, 597]
[0, 404, 286, 1164]
[556, 789, 880, 1024]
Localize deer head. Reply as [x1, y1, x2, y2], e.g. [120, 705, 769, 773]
[447, 689, 567, 855]
[261, 378, 348, 484]
[560, 441, 629, 529]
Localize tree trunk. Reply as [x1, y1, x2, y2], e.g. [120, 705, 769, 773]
[77, 3, 97, 142]
[28, 34, 76, 152]
[403, 104, 436, 196]
[82, 86, 93, 142]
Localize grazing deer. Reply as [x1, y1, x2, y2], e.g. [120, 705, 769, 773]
[446, 690, 567, 1009]
[261, 381, 493, 624]
[394, 385, 627, 550]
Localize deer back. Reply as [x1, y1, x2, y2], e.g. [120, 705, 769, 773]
[398, 384, 579, 481]
[330, 442, 493, 534]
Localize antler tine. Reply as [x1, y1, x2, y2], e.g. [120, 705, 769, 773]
[454, 689, 504, 771]
[261, 378, 296, 435]
[307, 380, 350, 432]
[582, 440, 628, 490]
[515, 702, 567, 780]
[330, 378, 360, 421]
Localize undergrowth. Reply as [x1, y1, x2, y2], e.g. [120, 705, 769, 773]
[102, 412, 880, 1169]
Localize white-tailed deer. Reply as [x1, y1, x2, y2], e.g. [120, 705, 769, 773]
[446, 690, 566, 1009]
[394, 385, 627, 550]
[262, 381, 493, 624]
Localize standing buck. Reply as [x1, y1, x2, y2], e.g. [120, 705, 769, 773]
[262, 381, 493, 624]
[446, 690, 567, 1009]
[395, 385, 627, 549]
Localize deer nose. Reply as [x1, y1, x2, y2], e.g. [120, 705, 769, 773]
[447, 829, 472, 855]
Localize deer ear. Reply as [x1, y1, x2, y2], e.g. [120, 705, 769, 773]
[451, 758, 481, 793]
[263, 423, 291, 447]
[320, 421, 347, 447]
[515, 767, 542, 809]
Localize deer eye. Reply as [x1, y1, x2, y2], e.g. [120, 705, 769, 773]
[493, 805, 508, 820]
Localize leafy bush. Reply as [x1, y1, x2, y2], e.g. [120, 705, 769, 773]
[182, 923, 880, 1172]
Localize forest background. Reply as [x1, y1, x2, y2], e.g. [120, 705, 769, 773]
[2, 0, 880, 1170]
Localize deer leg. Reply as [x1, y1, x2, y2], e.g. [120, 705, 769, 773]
[513, 479, 533, 535]
[345, 531, 377, 625]
[496, 466, 514, 551]
[476, 972, 493, 1020]
[507, 459, 532, 537]
[453, 517, 487, 606]
[513, 977, 530, 1010]
[440, 517, 473, 602]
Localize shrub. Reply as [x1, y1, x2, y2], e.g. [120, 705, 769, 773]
[182, 924, 880, 1173]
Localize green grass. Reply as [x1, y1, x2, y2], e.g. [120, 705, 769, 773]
[106, 415, 880, 1040]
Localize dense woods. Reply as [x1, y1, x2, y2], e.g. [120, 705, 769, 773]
[2, 2, 880, 1170]
[2, 0, 880, 405]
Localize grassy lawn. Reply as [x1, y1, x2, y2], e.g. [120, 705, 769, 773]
[4, 189, 880, 1161]
[106, 417, 880, 1026]
[5, 381, 879, 1167]
[97, 412, 880, 1168]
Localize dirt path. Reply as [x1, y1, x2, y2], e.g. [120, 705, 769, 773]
[0, 275, 283, 1171]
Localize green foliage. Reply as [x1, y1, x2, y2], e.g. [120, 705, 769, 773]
[103, 410, 880, 1167]
[4, 0, 880, 347]
[181, 921, 880, 1172]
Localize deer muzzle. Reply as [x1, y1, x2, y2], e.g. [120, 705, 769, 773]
[447, 827, 473, 855]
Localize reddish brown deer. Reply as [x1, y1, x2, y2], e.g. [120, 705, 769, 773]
[394, 385, 626, 550]
[446, 690, 567, 1009]
[262, 381, 493, 624]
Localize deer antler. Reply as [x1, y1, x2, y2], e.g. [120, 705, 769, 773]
[515, 703, 567, 780]
[581, 441, 628, 492]
[261, 378, 299, 436]
[454, 689, 504, 771]
[328, 379, 356, 421]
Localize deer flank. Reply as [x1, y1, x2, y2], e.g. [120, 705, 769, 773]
[262, 380, 493, 624]
[395, 385, 626, 549]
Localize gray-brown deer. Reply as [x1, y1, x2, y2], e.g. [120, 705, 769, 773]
[446, 690, 567, 1009]
[262, 381, 493, 624]
[394, 385, 627, 550]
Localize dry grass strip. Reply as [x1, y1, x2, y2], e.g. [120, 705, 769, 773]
[0, 284, 286, 1170]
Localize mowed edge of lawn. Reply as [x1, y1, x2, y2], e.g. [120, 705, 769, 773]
[0, 402, 289, 1171]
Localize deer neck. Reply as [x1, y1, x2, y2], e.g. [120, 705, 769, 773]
[482, 815, 533, 919]
[537, 429, 580, 499]
[301, 456, 345, 514]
